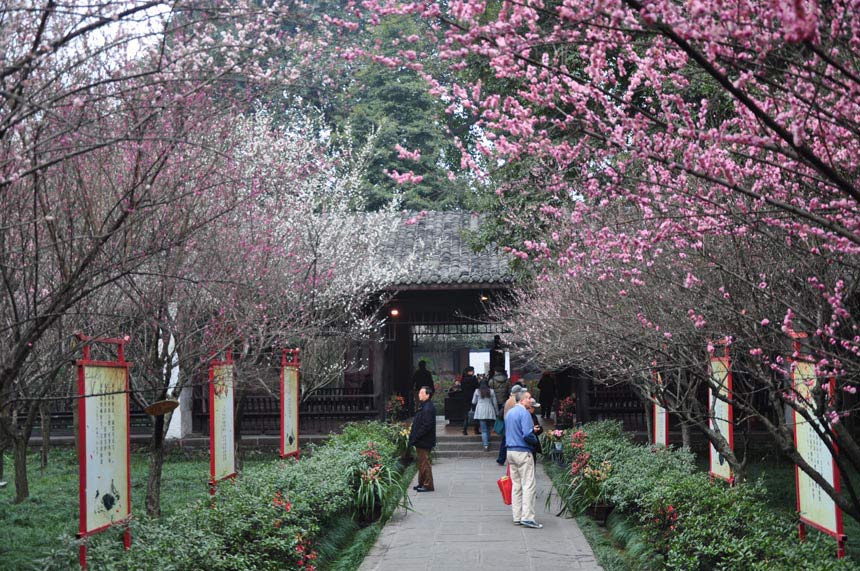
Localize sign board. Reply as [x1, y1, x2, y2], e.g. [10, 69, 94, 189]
[708, 352, 734, 483]
[209, 353, 236, 486]
[792, 358, 845, 551]
[653, 370, 669, 447]
[281, 349, 300, 458]
[76, 335, 131, 568]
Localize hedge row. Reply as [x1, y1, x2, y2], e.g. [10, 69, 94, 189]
[552, 421, 853, 571]
[44, 422, 410, 571]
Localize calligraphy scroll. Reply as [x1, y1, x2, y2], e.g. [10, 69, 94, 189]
[209, 354, 236, 485]
[281, 349, 300, 458]
[708, 348, 734, 483]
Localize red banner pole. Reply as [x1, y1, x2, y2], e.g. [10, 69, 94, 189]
[208, 354, 216, 496]
[280, 350, 286, 458]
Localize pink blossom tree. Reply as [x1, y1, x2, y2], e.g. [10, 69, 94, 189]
[339, 0, 860, 522]
[0, 0, 328, 502]
[208, 109, 415, 401]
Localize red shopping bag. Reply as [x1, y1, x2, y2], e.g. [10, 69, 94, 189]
[497, 465, 512, 505]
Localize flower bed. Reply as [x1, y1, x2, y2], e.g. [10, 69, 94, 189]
[48, 422, 410, 571]
[547, 421, 854, 570]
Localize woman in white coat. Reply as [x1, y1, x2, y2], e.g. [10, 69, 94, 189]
[472, 380, 498, 451]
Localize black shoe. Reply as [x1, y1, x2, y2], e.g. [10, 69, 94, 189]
[415, 487, 433, 492]
[496, 460, 505, 466]
[462, 430, 467, 435]
[413, 485, 421, 491]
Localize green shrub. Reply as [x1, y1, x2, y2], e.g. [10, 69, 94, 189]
[550, 421, 854, 570]
[45, 421, 409, 571]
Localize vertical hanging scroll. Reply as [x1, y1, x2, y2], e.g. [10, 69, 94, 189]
[281, 348, 300, 459]
[76, 334, 132, 569]
[791, 332, 846, 558]
[209, 351, 236, 489]
[708, 340, 734, 484]
[653, 369, 669, 447]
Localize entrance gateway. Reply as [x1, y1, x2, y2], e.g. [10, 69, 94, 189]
[376, 211, 515, 414]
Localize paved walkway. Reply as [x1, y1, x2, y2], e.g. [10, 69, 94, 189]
[360, 456, 603, 571]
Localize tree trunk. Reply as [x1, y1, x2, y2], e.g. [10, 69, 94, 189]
[0, 446, 5, 480]
[73, 397, 80, 453]
[13, 436, 29, 503]
[39, 401, 51, 470]
[145, 414, 166, 518]
[681, 423, 691, 449]
[643, 401, 652, 443]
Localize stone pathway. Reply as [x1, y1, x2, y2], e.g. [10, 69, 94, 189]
[359, 455, 603, 571]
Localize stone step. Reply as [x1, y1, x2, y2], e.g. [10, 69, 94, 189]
[435, 450, 498, 459]
[436, 435, 485, 443]
[435, 441, 500, 452]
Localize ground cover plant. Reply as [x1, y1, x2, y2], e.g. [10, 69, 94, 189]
[1, 422, 410, 571]
[0, 447, 253, 570]
[546, 421, 856, 570]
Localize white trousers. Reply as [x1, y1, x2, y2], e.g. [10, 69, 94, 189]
[507, 450, 536, 522]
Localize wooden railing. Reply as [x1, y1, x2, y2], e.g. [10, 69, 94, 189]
[31, 397, 154, 436]
[588, 383, 648, 432]
[191, 386, 379, 435]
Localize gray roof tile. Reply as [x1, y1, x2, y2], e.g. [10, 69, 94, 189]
[380, 211, 514, 287]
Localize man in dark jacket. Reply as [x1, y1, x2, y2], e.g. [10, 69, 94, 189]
[411, 360, 433, 415]
[460, 366, 480, 435]
[409, 386, 436, 492]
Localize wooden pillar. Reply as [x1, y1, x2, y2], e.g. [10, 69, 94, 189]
[574, 369, 592, 424]
[393, 323, 414, 414]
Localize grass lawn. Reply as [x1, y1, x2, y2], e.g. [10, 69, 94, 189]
[0, 446, 279, 571]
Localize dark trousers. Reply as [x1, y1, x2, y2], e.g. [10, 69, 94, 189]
[497, 436, 507, 463]
[416, 447, 434, 490]
[462, 413, 479, 433]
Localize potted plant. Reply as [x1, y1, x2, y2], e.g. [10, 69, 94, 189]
[385, 394, 406, 422]
[394, 423, 413, 464]
[353, 442, 410, 525]
[556, 396, 576, 428]
[554, 429, 614, 525]
[548, 429, 565, 451]
[543, 429, 566, 466]
[576, 459, 614, 525]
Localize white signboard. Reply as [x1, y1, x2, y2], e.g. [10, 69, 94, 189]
[793, 361, 841, 536]
[82, 365, 130, 533]
[708, 357, 733, 483]
[653, 371, 669, 447]
[210, 363, 235, 483]
[654, 403, 669, 447]
[281, 366, 299, 458]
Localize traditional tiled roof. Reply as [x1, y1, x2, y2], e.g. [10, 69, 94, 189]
[382, 211, 515, 288]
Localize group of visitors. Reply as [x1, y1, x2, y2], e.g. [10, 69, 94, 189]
[407, 367, 546, 528]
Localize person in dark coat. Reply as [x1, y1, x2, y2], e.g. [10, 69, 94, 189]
[409, 386, 437, 492]
[525, 397, 544, 460]
[537, 372, 556, 420]
[460, 366, 480, 435]
[411, 360, 433, 415]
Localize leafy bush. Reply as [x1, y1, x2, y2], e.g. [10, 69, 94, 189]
[45, 422, 409, 571]
[550, 421, 854, 570]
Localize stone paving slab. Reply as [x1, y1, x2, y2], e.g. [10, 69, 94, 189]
[359, 456, 603, 571]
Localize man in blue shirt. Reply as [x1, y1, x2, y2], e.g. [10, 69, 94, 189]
[505, 390, 543, 529]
